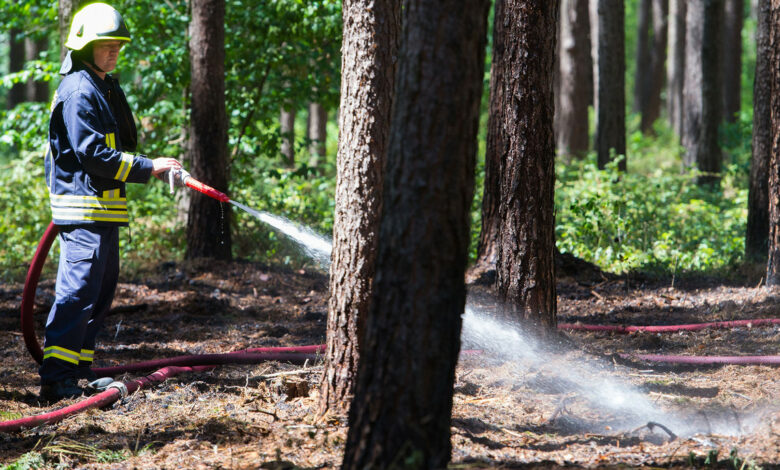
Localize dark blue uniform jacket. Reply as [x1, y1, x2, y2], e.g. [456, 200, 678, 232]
[45, 66, 153, 226]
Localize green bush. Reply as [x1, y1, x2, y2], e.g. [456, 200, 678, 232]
[555, 155, 747, 275]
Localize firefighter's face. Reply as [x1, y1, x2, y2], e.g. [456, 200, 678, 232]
[92, 40, 125, 73]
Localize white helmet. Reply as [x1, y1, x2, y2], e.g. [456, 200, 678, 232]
[65, 3, 131, 51]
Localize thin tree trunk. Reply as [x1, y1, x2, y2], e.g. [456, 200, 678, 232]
[634, 0, 652, 114]
[683, 0, 723, 186]
[765, 0, 780, 284]
[472, 2, 508, 283]
[746, 0, 771, 262]
[8, 29, 26, 109]
[307, 102, 327, 168]
[723, 0, 744, 122]
[595, 0, 626, 171]
[641, 0, 668, 133]
[342, 0, 489, 466]
[556, 0, 592, 157]
[589, 0, 599, 113]
[668, 0, 686, 138]
[319, 0, 399, 417]
[280, 107, 296, 166]
[495, 0, 558, 328]
[26, 37, 49, 102]
[186, 0, 231, 260]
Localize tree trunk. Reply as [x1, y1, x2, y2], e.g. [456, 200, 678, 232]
[589, 0, 599, 112]
[765, 0, 780, 284]
[186, 0, 231, 260]
[595, 0, 626, 171]
[494, 0, 558, 328]
[319, 0, 399, 417]
[342, 0, 489, 467]
[556, 0, 592, 157]
[641, 0, 668, 133]
[668, 0, 686, 138]
[26, 37, 50, 102]
[8, 29, 26, 109]
[746, 0, 771, 262]
[683, 0, 723, 186]
[280, 107, 296, 166]
[472, 0, 509, 283]
[307, 102, 327, 168]
[634, 0, 652, 114]
[59, 0, 88, 61]
[723, 0, 744, 122]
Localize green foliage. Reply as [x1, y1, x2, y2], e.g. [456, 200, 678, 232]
[1, 452, 46, 470]
[555, 154, 747, 275]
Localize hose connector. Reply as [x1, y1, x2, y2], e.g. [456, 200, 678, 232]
[165, 168, 191, 194]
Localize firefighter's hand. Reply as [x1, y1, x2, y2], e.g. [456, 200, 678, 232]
[151, 158, 183, 180]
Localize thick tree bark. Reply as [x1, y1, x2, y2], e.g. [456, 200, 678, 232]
[766, 0, 780, 284]
[746, 0, 771, 262]
[641, 0, 668, 133]
[668, 0, 686, 138]
[556, 0, 592, 157]
[319, 0, 399, 417]
[7, 29, 26, 109]
[723, 0, 744, 123]
[683, 0, 723, 186]
[595, 0, 626, 171]
[280, 107, 296, 166]
[495, 1, 558, 328]
[341, 0, 489, 467]
[186, 0, 231, 260]
[634, 0, 652, 114]
[307, 102, 327, 168]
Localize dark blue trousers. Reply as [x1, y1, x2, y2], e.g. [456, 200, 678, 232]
[39, 225, 119, 384]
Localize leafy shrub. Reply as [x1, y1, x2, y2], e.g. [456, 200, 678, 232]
[555, 156, 747, 274]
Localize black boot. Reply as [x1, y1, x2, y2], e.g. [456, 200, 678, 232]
[77, 366, 98, 382]
[40, 377, 84, 403]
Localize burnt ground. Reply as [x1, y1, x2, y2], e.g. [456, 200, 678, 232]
[1, 258, 779, 469]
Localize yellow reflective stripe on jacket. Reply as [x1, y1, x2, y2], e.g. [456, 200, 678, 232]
[113, 152, 134, 182]
[106, 132, 116, 149]
[49, 193, 129, 223]
[80, 349, 94, 362]
[43, 345, 80, 365]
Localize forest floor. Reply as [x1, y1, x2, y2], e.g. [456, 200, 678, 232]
[1, 257, 779, 469]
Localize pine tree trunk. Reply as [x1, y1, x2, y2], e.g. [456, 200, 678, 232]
[634, 0, 652, 114]
[8, 29, 25, 109]
[495, 0, 558, 328]
[595, 0, 626, 171]
[746, 0, 771, 262]
[641, 0, 668, 133]
[683, 0, 723, 186]
[723, 0, 744, 122]
[472, 2, 508, 283]
[26, 38, 50, 102]
[319, 0, 399, 417]
[342, 0, 489, 466]
[668, 0, 686, 138]
[280, 107, 296, 166]
[307, 102, 327, 168]
[765, 0, 780, 284]
[556, 0, 592, 157]
[186, 0, 231, 260]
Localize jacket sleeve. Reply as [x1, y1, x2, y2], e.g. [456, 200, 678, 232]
[62, 90, 153, 184]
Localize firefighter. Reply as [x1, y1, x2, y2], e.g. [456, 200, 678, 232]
[41, 2, 182, 402]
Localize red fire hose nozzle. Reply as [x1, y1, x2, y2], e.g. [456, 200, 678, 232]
[168, 169, 230, 203]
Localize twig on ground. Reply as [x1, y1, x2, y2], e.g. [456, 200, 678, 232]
[254, 366, 322, 380]
[646, 421, 677, 440]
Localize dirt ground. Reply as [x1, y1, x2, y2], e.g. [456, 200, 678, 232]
[1, 258, 779, 469]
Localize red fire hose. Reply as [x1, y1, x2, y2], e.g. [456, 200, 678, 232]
[558, 318, 780, 334]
